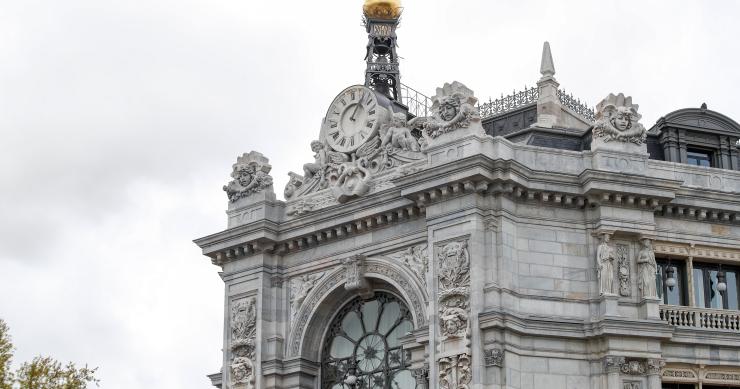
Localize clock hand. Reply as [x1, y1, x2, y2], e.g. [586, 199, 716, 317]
[350, 104, 361, 121]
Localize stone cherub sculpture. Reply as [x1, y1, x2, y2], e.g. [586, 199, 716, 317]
[597, 233, 616, 295]
[593, 93, 647, 144]
[636, 238, 658, 299]
[409, 81, 482, 141]
[381, 112, 420, 151]
[223, 151, 273, 202]
[303, 140, 328, 180]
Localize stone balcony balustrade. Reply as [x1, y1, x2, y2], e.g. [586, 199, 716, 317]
[660, 305, 740, 332]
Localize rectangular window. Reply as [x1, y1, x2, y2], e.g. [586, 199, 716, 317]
[693, 263, 740, 310]
[657, 259, 686, 306]
[687, 148, 713, 167]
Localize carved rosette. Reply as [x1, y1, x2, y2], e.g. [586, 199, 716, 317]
[223, 151, 274, 203]
[230, 297, 257, 388]
[386, 243, 428, 290]
[437, 241, 471, 339]
[439, 353, 472, 389]
[289, 272, 325, 320]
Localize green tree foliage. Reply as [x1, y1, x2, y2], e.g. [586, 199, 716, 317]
[0, 320, 13, 389]
[0, 320, 98, 389]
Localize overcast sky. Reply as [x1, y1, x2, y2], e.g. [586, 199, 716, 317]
[1, 1, 739, 388]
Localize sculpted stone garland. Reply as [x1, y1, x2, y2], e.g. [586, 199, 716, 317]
[616, 244, 630, 297]
[230, 297, 257, 389]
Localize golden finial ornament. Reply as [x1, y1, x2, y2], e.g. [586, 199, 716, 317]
[363, 0, 402, 19]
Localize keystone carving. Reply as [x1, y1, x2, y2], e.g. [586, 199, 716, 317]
[342, 255, 372, 297]
[223, 151, 273, 202]
[230, 297, 257, 388]
[593, 93, 647, 145]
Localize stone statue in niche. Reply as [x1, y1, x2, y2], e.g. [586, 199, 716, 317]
[597, 233, 616, 295]
[593, 93, 647, 144]
[636, 238, 658, 299]
[410, 81, 482, 142]
[223, 151, 273, 202]
[381, 112, 420, 151]
[230, 297, 257, 388]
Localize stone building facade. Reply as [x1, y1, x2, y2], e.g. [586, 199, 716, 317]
[194, 3, 740, 389]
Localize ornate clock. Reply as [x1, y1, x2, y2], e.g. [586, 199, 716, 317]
[322, 85, 391, 153]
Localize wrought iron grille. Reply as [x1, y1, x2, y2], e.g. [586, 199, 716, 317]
[477, 87, 538, 119]
[399, 83, 431, 118]
[557, 89, 596, 122]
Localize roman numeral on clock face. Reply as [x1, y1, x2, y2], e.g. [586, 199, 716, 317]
[366, 120, 375, 128]
[330, 131, 339, 140]
[339, 137, 347, 146]
[329, 120, 337, 128]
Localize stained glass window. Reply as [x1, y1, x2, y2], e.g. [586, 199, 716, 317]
[321, 292, 415, 389]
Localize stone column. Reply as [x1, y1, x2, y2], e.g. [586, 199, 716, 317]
[678, 129, 688, 163]
[686, 256, 695, 307]
[647, 358, 664, 389]
[604, 356, 624, 389]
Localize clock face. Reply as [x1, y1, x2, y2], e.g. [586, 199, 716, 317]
[322, 85, 387, 153]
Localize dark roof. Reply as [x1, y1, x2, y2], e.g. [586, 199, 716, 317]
[651, 106, 740, 136]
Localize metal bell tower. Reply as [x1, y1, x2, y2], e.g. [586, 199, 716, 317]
[363, 14, 402, 102]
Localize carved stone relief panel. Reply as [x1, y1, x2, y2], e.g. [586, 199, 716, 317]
[438, 353, 472, 389]
[386, 243, 428, 291]
[230, 296, 257, 389]
[289, 272, 325, 320]
[616, 244, 631, 297]
[437, 240, 471, 339]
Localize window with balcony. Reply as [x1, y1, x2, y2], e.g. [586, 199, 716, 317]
[657, 259, 687, 306]
[693, 263, 739, 310]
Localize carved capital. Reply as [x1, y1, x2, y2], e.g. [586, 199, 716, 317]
[412, 364, 429, 389]
[646, 358, 665, 375]
[484, 348, 504, 367]
[603, 356, 625, 374]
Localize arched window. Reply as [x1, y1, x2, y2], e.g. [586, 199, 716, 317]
[321, 291, 416, 389]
